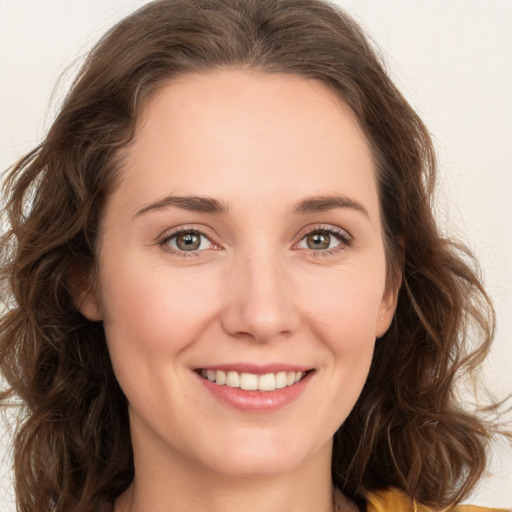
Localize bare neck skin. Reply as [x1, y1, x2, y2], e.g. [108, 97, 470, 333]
[115, 433, 336, 512]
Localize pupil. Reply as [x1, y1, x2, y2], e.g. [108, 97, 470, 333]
[308, 233, 330, 250]
[177, 232, 200, 251]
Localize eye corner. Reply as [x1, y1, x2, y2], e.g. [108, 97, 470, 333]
[293, 224, 353, 255]
[157, 226, 222, 258]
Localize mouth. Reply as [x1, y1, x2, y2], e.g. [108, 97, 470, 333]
[196, 368, 312, 392]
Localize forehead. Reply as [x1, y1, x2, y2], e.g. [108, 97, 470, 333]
[113, 69, 379, 221]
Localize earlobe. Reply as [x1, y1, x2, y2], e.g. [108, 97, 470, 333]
[375, 282, 401, 338]
[78, 289, 103, 322]
[67, 263, 103, 321]
[375, 310, 394, 338]
[376, 242, 404, 337]
[375, 304, 396, 338]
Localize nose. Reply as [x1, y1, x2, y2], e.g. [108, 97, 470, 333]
[220, 249, 300, 343]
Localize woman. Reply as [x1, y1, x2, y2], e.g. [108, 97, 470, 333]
[0, 1, 509, 511]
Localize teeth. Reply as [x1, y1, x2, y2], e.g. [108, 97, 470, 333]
[275, 371, 287, 389]
[216, 370, 226, 385]
[199, 369, 306, 391]
[226, 371, 240, 387]
[258, 373, 276, 391]
[240, 372, 258, 390]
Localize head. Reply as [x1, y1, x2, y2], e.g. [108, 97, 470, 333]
[0, 1, 494, 511]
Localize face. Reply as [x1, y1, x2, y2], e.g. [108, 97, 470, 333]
[79, 70, 397, 480]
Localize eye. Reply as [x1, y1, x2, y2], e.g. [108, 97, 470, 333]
[296, 227, 351, 253]
[300, 232, 336, 250]
[161, 229, 214, 253]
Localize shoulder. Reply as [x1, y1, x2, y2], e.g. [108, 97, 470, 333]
[365, 488, 511, 512]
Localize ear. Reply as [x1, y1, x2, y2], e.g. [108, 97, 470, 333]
[67, 262, 103, 321]
[375, 276, 401, 338]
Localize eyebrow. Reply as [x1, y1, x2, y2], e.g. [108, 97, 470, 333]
[134, 195, 228, 218]
[133, 193, 369, 219]
[290, 194, 369, 218]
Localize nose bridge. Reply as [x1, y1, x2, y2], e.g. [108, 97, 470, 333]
[221, 240, 299, 342]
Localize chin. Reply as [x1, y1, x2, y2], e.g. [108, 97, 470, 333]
[197, 431, 328, 479]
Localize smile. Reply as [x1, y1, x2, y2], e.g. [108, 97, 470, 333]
[198, 369, 308, 391]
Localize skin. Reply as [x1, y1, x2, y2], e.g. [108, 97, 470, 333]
[78, 69, 398, 512]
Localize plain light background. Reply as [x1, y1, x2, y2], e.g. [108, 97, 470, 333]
[0, 0, 511, 509]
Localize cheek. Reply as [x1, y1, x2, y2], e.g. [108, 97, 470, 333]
[97, 260, 224, 419]
[98, 258, 220, 362]
[306, 266, 383, 404]
[290, 266, 383, 434]
[298, 262, 385, 346]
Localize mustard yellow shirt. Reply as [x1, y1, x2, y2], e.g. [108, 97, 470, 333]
[365, 487, 511, 512]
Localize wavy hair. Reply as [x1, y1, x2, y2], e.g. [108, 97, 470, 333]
[0, 0, 502, 510]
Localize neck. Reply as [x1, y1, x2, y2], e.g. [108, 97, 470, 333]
[115, 439, 337, 512]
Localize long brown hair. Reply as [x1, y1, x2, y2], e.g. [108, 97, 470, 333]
[0, 1, 503, 510]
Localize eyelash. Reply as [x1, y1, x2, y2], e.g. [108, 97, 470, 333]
[158, 227, 215, 258]
[299, 225, 353, 258]
[157, 225, 352, 258]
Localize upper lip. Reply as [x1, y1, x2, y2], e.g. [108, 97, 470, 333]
[194, 363, 313, 374]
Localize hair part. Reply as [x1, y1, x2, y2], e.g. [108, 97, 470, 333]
[0, 1, 503, 511]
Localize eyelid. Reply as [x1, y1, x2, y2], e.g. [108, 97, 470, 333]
[156, 223, 353, 258]
[293, 224, 353, 254]
[157, 225, 221, 257]
[294, 224, 353, 241]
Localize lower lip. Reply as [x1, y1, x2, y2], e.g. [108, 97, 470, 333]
[196, 371, 313, 412]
